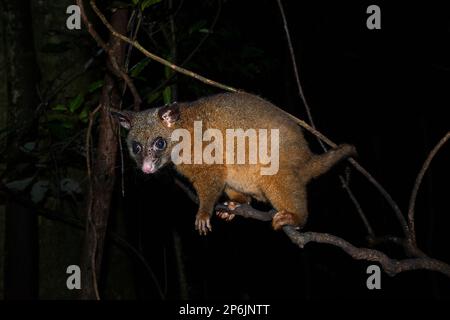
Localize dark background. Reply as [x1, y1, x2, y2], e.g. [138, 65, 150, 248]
[0, 0, 449, 299]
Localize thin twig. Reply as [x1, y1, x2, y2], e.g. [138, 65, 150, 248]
[116, 9, 144, 197]
[77, 0, 142, 109]
[85, 104, 102, 196]
[144, 0, 222, 101]
[89, 0, 239, 93]
[85, 103, 102, 300]
[124, 8, 143, 111]
[77, 0, 107, 48]
[276, 0, 375, 238]
[407, 132, 450, 246]
[275, 0, 319, 140]
[340, 179, 374, 237]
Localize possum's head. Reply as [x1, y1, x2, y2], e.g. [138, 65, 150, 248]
[111, 103, 180, 174]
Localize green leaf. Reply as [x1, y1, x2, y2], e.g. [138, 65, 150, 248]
[68, 94, 84, 113]
[88, 80, 104, 93]
[52, 104, 67, 111]
[62, 122, 74, 129]
[47, 113, 74, 122]
[47, 113, 78, 130]
[130, 58, 151, 77]
[22, 141, 37, 152]
[5, 176, 34, 191]
[146, 91, 162, 104]
[141, 0, 161, 11]
[30, 180, 49, 203]
[163, 87, 172, 104]
[60, 178, 81, 194]
[79, 107, 89, 123]
[189, 20, 207, 35]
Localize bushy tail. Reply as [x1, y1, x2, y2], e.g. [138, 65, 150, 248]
[306, 144, 356, 179]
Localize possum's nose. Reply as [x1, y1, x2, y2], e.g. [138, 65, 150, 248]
[142, 161, 156, 174]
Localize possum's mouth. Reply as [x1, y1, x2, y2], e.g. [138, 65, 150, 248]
[142, 158, 161, 174]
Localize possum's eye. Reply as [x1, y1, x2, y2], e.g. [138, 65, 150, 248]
[132, 141, 142, 154]
[153, 137, 166, 150]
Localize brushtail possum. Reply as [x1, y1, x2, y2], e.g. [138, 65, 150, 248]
[111, 92, 355, 235]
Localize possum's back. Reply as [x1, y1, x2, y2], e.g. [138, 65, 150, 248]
[194, 92, 295, 129]
[189, 92, 312, 161]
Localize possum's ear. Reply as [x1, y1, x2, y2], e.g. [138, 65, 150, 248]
[110, 109, 133, 130]
[158, 102, 180, 128]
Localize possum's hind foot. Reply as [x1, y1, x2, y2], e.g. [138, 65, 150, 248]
[272, 210, 301, 230]
[216, 201, 240, 222]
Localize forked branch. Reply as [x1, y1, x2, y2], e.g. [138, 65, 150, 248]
[214, 203, 450, 278]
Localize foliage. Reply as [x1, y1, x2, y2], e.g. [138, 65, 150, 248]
[0, 0, 279, 299]
[1, 0, 275, 215]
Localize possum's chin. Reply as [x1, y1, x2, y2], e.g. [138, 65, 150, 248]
[142, 166, 157, 174]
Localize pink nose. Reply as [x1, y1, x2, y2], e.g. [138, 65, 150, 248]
[142, 162, 154, 174]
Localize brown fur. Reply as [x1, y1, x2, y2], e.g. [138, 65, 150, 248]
[112, 92, 356, 235]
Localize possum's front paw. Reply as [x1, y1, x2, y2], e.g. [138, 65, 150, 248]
[195, 212, 212, 236]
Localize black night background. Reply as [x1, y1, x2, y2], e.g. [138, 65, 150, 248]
[0, 0, 449, 304]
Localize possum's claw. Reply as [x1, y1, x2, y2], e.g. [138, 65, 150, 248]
[195, 212, 212, 236]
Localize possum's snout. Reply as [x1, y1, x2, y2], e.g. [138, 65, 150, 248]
[142, 158, 160, 174]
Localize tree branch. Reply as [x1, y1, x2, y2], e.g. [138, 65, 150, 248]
[214, 204, 450, 278]
[407, 132, 450, 246]
[171, 183, 448, 278]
